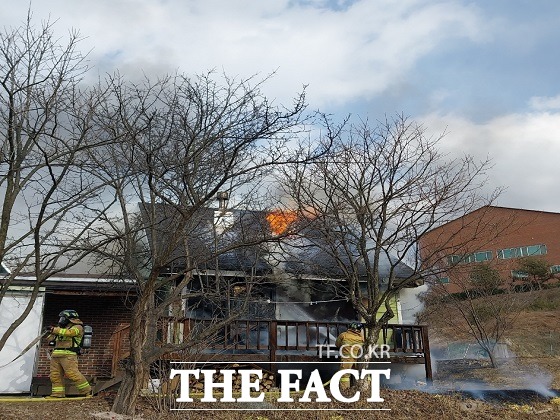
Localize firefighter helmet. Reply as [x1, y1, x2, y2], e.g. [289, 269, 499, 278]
[59, 309, 80, 319]
[348, 322, 364, 331]
[58, 309, 79, 327]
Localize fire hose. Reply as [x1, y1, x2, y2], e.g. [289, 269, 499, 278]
[0, 328, 51, 369]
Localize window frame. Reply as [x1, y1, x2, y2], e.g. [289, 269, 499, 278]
[497, 244, 547, 260]
[447, 250, 492, 265]
[511, 270, 529, 279]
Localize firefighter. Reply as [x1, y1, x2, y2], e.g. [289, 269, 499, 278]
[335, 322, 365, 389]
[46, 309, 91, 398]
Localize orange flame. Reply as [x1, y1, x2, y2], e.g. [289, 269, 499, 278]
[266, 210, 298, 235]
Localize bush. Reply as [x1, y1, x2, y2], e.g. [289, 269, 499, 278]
[528, 297, 560, 311]
[469, 264, 503, 295]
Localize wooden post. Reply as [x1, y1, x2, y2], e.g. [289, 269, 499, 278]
[305, 322, 310, 351]
[421, 325, 433, 383]
[111, 329, 121, 378]
[269, 321, 277, 382]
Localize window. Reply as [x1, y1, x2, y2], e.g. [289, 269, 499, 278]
[550, 265, 560, 274]
[474, 251, 493, 262]
[447, 251, 492, 265]
[511, 270, 529, 279]
[526, 244, 547, 256]
[498, 248, 515, 259]
[447, 255, 461, 265]
[497, 244, 547, 259]
[438, 277, 450, 284]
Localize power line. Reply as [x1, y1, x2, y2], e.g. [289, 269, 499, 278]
[250, 297, 349, 305]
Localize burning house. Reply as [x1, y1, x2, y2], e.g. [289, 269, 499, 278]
[138, 201, 424, 326]
[134, 200, 431, 382]
[0, 199, 431, 395]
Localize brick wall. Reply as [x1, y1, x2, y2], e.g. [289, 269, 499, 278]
[420, 206, 560, 292]
[36, 293, 134, 378]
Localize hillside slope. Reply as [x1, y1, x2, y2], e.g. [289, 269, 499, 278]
[420, 287, 560, 389]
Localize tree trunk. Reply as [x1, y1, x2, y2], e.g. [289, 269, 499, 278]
[357, 324, 382, 391]
[358, 373, 373, 393]
[111, 296, 153, 415]
[487, 348, 497, 368]
[111, 361, 147, 416]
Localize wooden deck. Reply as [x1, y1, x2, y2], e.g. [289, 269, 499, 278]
[110, 319, 432, 382]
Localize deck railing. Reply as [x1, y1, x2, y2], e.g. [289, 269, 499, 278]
[110, 318, 432, 380]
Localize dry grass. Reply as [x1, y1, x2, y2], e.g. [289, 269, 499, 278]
[0, 390, 559, 420]
[423, 286, 560, 391]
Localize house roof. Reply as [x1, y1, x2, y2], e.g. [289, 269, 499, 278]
[139, 203, 274, 276]
[5, 273, 137, 294]
[279, 234, 417, 283]
[284, 248, 416, 280]
[140, 202, 419, 284]
[138, 202, 421, 287]
[1, 202, 420, 291]
[0, 262, 9, 275]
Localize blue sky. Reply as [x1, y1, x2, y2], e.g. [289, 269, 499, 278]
[2, 0, 560, 211]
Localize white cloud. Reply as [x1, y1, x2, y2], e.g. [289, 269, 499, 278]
[529, 95, 560, 111]
[419, 110, 560, 212]
[0, 0, 489, 108]
[4, 1, 557, 214]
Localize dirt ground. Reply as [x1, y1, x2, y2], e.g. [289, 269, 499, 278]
[1, 357, 558, 417]
[423, 287, 560, 392]
[0, 390, 558, 420]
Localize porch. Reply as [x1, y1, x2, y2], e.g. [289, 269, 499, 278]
[107, 318, 432, 391]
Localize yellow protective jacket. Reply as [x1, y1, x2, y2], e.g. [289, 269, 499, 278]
[335, 329, 364, 359]
[49, 319, 84, 356]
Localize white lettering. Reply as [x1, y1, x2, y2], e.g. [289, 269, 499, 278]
[170, 369, 198, 402]
[200, 369, 235, 402]
[381, 344, 390, 358]
[170, 368, 390, 404]
[277, 370, 302, 402]
[318, 344, 340, 358]
[349, 344, 363, 359]
[237, 370, 265, 402]
[361, 369, 391, 402]
[299, 369, 331, 402]
[329, 369, 360, 403]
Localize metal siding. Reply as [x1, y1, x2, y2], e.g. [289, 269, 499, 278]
[0, 291, 45, 393]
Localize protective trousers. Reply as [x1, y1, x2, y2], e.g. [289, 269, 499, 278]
[50, 354, 91, 397]
[339, 357, 356, 389]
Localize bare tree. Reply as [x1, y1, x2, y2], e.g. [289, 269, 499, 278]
[278, 114, 497, 378]
[85, 72, 325, 415]
[420, 266, 524, 368]
[0, 14, 118, 350]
